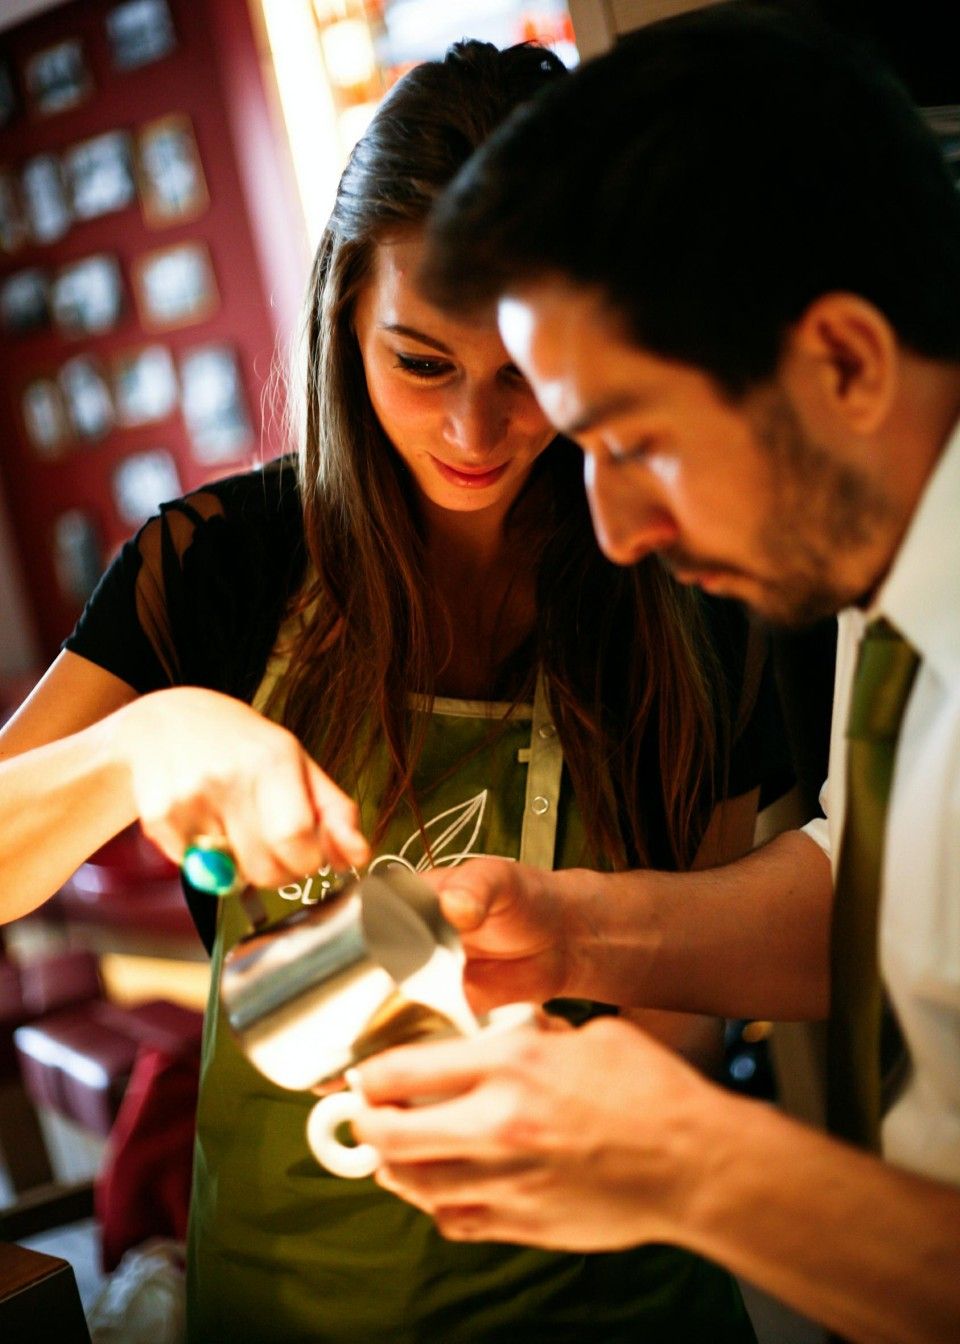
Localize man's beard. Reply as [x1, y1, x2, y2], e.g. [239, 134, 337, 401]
[748, 388, 896, 627]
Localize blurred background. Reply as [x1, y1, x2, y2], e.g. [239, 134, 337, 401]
[0, 0, 577, 689]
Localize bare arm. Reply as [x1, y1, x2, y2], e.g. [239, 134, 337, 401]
[356, 1017, 960, 1344]
[0, 652, 141, 919]
[0, 651, 368, 923]
[624, 787, 760, 1068]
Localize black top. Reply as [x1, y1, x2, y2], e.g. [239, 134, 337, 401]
[65, 459, 793, 950]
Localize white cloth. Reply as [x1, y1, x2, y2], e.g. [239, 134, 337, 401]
[803, 421, 960, 1185]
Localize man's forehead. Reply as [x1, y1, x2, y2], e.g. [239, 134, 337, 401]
[497, 281, 640, 432]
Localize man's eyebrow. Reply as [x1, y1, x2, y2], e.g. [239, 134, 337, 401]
[561, 390, 641, 436]
[381, 323, 453, 355]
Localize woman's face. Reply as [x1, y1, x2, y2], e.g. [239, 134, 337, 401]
[353, 231, 555, 518]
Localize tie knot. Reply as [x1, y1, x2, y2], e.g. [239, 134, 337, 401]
[847, 619, 920, 742]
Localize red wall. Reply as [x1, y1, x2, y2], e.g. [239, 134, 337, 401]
[0, 0, 307, 658]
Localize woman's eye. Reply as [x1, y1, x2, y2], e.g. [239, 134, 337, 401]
[500, 363, 529, 388]
[394, 353, 452, 379]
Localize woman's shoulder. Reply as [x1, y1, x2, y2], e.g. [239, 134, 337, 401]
[162, 455, 303, 539]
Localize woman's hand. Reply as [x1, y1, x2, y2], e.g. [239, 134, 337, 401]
[115, 687, 369, 884]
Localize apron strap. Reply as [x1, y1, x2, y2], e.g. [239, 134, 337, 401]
[518, 670, 563, 868]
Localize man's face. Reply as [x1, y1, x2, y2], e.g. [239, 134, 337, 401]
[498, 280, 897, 625]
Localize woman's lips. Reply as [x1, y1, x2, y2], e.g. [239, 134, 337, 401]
[431, 457, 510, 489]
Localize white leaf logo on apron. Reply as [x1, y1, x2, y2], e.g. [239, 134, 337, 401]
[370, 789, 509, 874]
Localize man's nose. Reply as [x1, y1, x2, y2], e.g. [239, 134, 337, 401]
[584, 454, 679, 565]
[442, 389, 505, 458]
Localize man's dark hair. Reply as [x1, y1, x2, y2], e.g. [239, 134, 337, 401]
[422, 3, 960, 396]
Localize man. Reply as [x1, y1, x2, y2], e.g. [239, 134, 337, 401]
[352, 7, 960, 1342]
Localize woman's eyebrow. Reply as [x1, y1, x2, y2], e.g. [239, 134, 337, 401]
[381, 323, 454, 355]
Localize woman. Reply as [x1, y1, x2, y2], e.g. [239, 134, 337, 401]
[0, 41, 787, 1343]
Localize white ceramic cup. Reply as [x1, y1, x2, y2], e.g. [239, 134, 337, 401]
[306, 1002, 537, 1178]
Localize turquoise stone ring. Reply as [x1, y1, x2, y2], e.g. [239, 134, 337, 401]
[182, 838, 240, 896]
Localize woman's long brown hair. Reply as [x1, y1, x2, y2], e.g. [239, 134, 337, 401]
[275, 41, 724, 872]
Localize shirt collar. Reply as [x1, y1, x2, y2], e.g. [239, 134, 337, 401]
[870, 418, 960, 684]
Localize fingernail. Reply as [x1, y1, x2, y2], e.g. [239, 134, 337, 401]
[444, 889, 484, 926]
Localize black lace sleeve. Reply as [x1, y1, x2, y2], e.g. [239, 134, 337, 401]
[63, 458, 306, 701]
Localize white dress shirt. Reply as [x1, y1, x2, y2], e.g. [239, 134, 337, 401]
[803, 420, 960, 1185]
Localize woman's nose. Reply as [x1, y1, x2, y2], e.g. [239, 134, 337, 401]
[584, 454, 679, 566]
[441, 389, 506, 459]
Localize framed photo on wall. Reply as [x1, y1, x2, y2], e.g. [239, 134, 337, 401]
[65, 131, 137, 221]
[51, 254, 124, 336]
[53, 509, 102, 604]
[0, 60, 18, 128]
[107, 0, 177, 72]
[136, 114, 208, 226]
[22, 377, 71, 458]
[1, 268, 50, 334]
[113, 345, 178, 425]
[59, 356, 114, 441]
[180, 345, 252, 462]
[132, 240, 218, 329]
[24, 39, 93, 116]
[21, 154, 72, 244]
[113, 448, 181, 526]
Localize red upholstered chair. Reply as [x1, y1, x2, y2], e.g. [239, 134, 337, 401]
[1, 938, 203, 1249]
[0, 943, 103, 1201]
[14, 996, 203, 1140]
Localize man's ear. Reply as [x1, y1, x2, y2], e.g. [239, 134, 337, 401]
[785, 293, 898, 434]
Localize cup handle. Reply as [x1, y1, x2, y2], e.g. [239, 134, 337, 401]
[306, 1090, 380, 1180]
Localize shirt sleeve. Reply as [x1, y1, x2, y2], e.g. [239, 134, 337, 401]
[63, 460, 305, 702]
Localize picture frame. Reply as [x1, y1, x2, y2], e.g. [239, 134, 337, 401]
[106, 0, 177, 72]
[24, 38, 93, 116]
[51, 254, 124, 336]
[52, 509, 102, 604]
[112, 448, 181, 526]
[136, 114, 208, 227]
[113, 345, 178, 426]
[0, 268, 51, 334]
[21, 153, 72, 244]
[180, 345, 252, 462]
[132, 240, 218, 330]
[0, 167, 29, 253]
[64, 131, 137, 222]
[59, 355, 114, 441]
[22, 377, 72, 458]
[0, 60, 18, 129]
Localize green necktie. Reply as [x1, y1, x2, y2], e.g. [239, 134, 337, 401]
[827, 618, 919, 1150]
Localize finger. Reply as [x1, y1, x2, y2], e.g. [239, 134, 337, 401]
[305, 763, 370, 869]
[376, 1163, 545, 1248]
[353, 1091, 504, 1163]
[428, 861, 505, 931]
[356, 1024, 531, 1106]
[221, 792, 296, 889]
[142, 800, 220, 871]
[253, 753, 327, 876]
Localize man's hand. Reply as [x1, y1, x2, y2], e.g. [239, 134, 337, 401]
[423, 859, 580, 1012]
[352, 1014, 713, 1250]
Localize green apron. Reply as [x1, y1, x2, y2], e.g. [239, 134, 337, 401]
[186, 676, 756, 1343]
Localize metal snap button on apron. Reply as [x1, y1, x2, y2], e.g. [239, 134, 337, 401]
[530, 795, 550, 815]
[538, 722, 556, 739]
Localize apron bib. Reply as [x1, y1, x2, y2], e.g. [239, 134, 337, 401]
[186, 672, 755, 1343]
